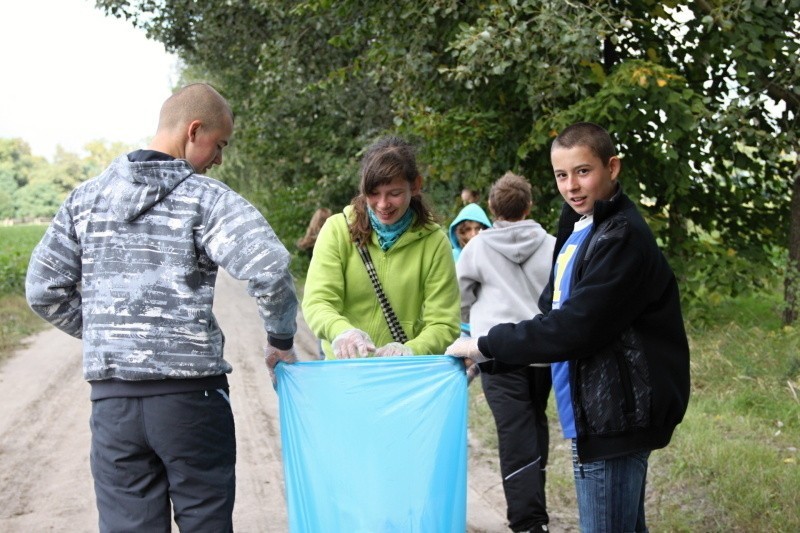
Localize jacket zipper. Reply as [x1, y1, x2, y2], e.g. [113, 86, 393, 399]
[616, 350, 634, 417]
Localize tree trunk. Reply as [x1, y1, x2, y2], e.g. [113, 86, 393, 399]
[783, 156, 800, 325]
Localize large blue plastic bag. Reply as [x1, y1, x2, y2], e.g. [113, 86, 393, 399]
[276, 355, 468, 533]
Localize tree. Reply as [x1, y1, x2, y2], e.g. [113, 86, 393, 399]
[97, 0, 799, 310]
[12, 179, 63, 221]
[0, 166, 18, 220]
[0, 138, 48, 220]
[0, 138, 43, 189]
[97, 0, 394, 221]
[0, 137, 131, 221]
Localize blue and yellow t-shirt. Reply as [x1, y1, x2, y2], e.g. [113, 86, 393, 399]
[551, 215, 593, 439]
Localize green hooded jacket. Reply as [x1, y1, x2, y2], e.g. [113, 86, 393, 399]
[303, 206, 460, 358]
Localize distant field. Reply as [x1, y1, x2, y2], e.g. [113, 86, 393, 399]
[0, 224, 47, 295]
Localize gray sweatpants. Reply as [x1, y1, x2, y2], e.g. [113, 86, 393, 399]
[90, 390, 236, 533]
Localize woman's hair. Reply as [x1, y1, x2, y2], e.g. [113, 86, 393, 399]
[349, 136, 435, 246]
[297, 207, 332, 251]
[489, 172, 532, 221]
[551, 122, 617, 164]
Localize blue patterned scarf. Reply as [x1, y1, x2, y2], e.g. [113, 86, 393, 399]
[368, 208, 414, 251]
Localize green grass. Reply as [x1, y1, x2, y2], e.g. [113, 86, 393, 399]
[469, 291, 800, 531]
[0, 224, 47, 294]
[0, 225, 48, 361]
[0, 294, 44, 358]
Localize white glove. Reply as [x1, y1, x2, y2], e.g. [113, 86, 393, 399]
[444, 337, 483, 360]
[332, 328, 376, 359]
[375, 342, 413, 357]
[265, 344, 297, 387]
[445, 337, 487, 384]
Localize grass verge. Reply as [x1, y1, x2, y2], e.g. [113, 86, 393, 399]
[468, 291, 800, 531]
[0, 224, 48, 362]
[0, 294, 45, 362]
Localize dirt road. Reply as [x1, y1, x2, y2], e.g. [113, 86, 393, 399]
[0, 271, 568, 532]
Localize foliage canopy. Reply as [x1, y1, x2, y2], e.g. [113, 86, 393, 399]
[89, 1, 798, 303]
[0, 138, 132, 221]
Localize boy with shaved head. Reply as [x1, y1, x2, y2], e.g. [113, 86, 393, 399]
[27, 83, 298, 532]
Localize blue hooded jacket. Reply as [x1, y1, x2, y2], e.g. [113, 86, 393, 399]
[449, 203, 491, 336]
[448, 203, 492, 262]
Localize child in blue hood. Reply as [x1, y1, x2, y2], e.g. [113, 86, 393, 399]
[449, 202, 491, 336]
[449, 203, 492, 262]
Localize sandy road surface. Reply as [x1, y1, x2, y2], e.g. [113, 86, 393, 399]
[0, 271, 571, 532]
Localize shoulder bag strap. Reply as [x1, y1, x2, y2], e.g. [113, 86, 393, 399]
[356, 245, 409, 344]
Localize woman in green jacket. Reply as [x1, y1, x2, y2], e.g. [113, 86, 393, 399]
[302, 136, 460, 359]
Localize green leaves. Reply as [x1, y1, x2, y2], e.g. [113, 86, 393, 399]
[95, 0, 799, 306]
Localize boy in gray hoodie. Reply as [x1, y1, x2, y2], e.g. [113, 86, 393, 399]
[457, 172, 555, 533]
[26, 83, 297, 532]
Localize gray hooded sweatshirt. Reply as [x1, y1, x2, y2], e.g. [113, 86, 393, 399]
[456, 219, 555, 338]
[26, 154, 297, 394]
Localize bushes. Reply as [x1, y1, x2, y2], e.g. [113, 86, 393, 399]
[0, 225, 46, 295]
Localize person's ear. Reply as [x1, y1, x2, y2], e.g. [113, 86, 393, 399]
[608, 156, 622, 182]
[187, 120, 202, 142]
[411, 175, 423, 195]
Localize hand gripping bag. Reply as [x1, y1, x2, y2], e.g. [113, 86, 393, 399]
[276, 355, 468, 532]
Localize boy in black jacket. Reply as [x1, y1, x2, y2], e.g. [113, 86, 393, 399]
[447, 122, 690, 532]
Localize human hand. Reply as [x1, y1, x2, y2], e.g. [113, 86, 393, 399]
[444, 337, 482, 359]
[332, 328, 376, 359]
[465, 361, 481, 384]
[265, 344, 297, 387]
[375, 342, 413, 357]
[445, 337, 486, 384]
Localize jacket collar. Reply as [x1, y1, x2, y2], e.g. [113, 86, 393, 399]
[592, 183, 628, 224]
[558, 182, 628, 230]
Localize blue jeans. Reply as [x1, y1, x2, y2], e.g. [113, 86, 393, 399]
[571, 440, 650, 533]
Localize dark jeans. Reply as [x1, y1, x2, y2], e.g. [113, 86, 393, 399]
[572, 440, 650, 533]
[481, 365, 552, 531]
[90, 390, 236, 533]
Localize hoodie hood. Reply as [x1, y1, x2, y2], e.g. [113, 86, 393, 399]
[449, 203, 492, 258]
[106, 155, 195, 222]
[480, 219, 551, 265]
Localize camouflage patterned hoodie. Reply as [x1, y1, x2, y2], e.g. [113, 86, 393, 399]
[26, 154, 297, 388]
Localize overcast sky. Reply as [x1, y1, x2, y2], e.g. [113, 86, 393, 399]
[0, 0, 178, 160]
